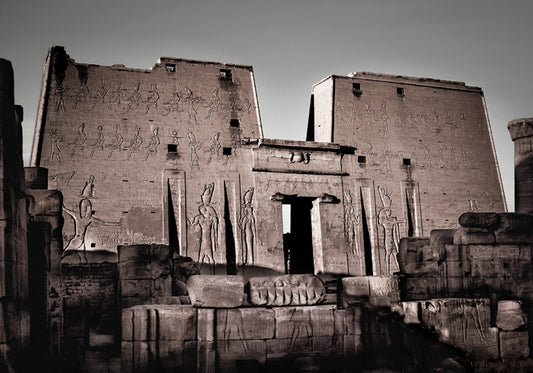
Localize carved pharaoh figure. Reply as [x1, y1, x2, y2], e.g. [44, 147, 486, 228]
[206, 132, 221, 164]
[239, 187, 257, 266]
[377, 186, 404, 275]
[123, 126, 143, 161]
[344, 190, 361, 257]
[145, 127, 160, 160]
[190, 183, 219, 273]
[90, 125, 105, 158]
[49, 128, 63, 162]
[70, 123, 87, 156]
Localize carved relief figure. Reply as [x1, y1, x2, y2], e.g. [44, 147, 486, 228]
[81, 175, 95, 198]
[144, 83, 160, 114]
[50, 171, 75, 190]
[377, 186, 404, 275]
[63, 198, 120, 258]
[124, 82, 142, 113]
[190, 183, 219, 273]
[205, 88, 220, 119]
[106, 124, 124, 158]
[49, 128, 63, 162]
[239, 188, 257, 266]
[287, 308, 313, 352]
[344, 190, 361, 257]
[70, 123, 87, 156]
[91, 78, 108, 109]
[74, 83, 89, 110]
[184, 87, 199, 124]
[54, 81, 67, 113]
[123, 126, 143, 161]
[240, 91, 251, 112]
[187, 131, 202, 170]
[206, 132, 221, 164]
[108, 81, 126, 106]
[162, 86, 180, 116]
[90, 125, 105, 158]
[145, 127, 160, 160]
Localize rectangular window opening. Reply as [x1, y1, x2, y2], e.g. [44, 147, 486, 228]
[397, 87, 404, 96]
[90, 243, 96, 248]
[230, 119, 240, 128]
[168, 144, 178, 153]
[352, 82, 362, 96]
[358, 155, 367, 163]
[223, 147, 232, 156]
[165, 64, 176, 72]
[220, 69, 232, 81]
[403, 158, 411, 166]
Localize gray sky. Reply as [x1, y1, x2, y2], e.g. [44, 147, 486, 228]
[2, 0, 532, 211]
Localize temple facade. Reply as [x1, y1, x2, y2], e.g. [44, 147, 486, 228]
[31, 46, 505, 277]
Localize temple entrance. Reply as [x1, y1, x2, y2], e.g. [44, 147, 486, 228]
[282, 197, 315, 274]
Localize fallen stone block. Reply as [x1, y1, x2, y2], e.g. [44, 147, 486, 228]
[496, 300, 527, 331]
[368, 276, 400, 307]
[187, 275, 244, 308]
[453, 229, 495, 245]
[248, 274, 326, 306]
[398, 301, 420, 324]
[458, 212, 500, 229]
[341, 277, 369, 307]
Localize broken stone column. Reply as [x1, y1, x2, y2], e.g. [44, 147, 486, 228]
[508, 118, 533, 213]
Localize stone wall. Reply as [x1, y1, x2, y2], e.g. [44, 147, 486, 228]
[0, 59, 31, 372]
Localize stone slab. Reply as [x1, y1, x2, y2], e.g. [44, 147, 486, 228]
[496, 300, 527, 331]
[216, 308, 275, 340]
[248, 274, 326, 306]
[274, 305, 336, 339]
[499, 331, 530, 359]
[368, 276, 400, 307]
[187, 275, 244, 308]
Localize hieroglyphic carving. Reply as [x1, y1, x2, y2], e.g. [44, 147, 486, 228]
[145, 127, 160, 161]
[49, 128, 63, 162]
[162, 86, 180, 116]
[81, 175, 95, 198]
[124, 82, 142, 113]
[377, 186, 404, 275]
[70, 123, 87, 156]
[49, 171, 75, 190]
[123, 126, 143, 161]
[344, 190, 361, 257]
[90, 125, 105, 158]
[106, 124, 123, 158]
[205, 88, 220, 119]
[108, 81, 126, 106]
[187, 131, 202, 170]
[144, 83, 159, 114]
[248, 275, 327, 306]
[206, 132, 221, 164]
[74, 82, 89, 110]
[239, 188, 256, 266]
[190, 183, 219, 273]
[91, 78, 107, 109]
[53, 81, 67, 113]
[184, 87, 200, 124]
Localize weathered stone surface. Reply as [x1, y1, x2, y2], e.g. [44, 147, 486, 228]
[368, 276, 400, 307]
[334, 307, 362, 335]
[499, 330, 530, 359]
[420, 245, 445, 262]
[24, 167, 48, 189]
[398, 301, 420, 324]
[458, 213, 500, 229]
[122, 305, 196, 342]
[453, 229, 495, 245]
[341, 276, 369, 306]
[429, 229, 456, 245]
[274, 305, 336, 339]
[187, 275, 244, 308]
[248, 274, 326, 306]
[496, 300, 527, 331]
[197, 308, 215, 341]
[216, 308, 275, 340]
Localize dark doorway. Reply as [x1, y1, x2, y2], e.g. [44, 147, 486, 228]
[283, 198, 314, 274]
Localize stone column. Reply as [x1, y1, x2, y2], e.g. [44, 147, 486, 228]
[508, 118, 533, 213]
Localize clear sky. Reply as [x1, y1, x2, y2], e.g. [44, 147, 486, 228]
[2, 0, 532, 211]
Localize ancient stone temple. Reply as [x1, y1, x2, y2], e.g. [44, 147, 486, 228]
[31, 46, 505, 277]
[3, 46, 533, 372]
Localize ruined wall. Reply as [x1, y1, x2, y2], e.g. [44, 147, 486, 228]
[311, 73, 506, 255]
[31, 47, 261, 268]
[0, 59, 31, 372]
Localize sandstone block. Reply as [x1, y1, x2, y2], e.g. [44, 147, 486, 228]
[197, 308, 215, 341]
[216, 339, 266, 363]
[496, 300, 527, 331]
[420, 245, 445, 262]
[467, 245, 493, 261]
[499, 331, 530, 359]
[274, 305, 335, 339]
[216, 308, 275, 340]
[444, 244, 461, 261]
[187, 275, 244, 308]
[248, 274, 326, 306]
[341, 276, 369, 306]
[453, 229, 495, 245]
[458, 213, 500, 229]
[368, 276, 400, 307]
[158, 306, 197, 341]
[334, 307, 362, 335]
[399, 301, 420, 324]
[430, 229, 456, 245]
